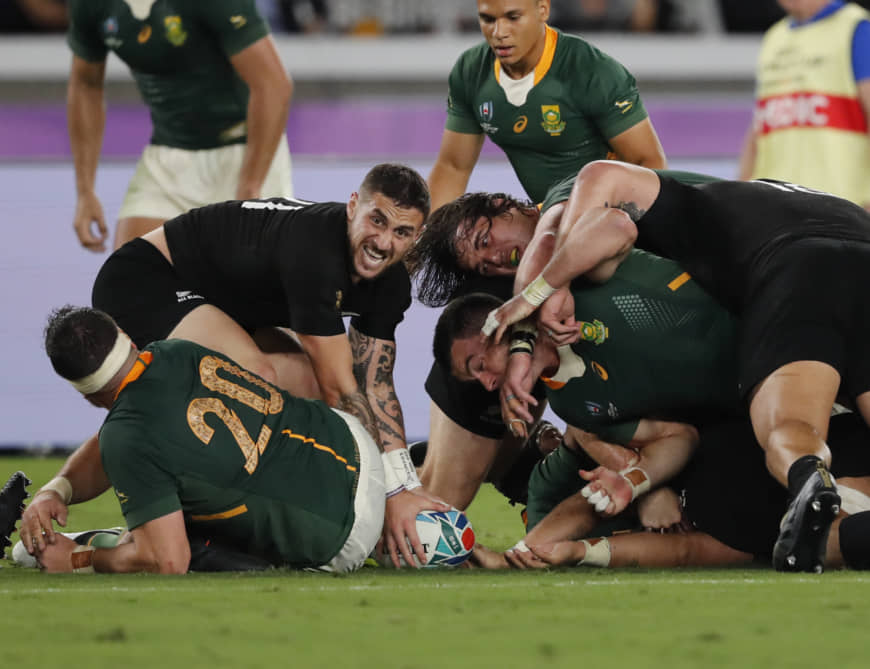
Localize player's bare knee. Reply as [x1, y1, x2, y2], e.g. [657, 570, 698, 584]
[763, 419, 831, 460]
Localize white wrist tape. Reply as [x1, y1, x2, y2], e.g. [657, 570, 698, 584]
[579, 538, 611, 567]
[71, 545, 96, 574]
[384, 448, 422, 492]
[511, 539, 530, 552]
[520, 274, 556, 307]
[618, 466, 651, 502]
[37, 476, 73, 505]
[482, 309, 501, 337]
[581, 486, 612, 513]
[381, 453, 404, 498]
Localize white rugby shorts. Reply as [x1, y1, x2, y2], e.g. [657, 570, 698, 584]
[319, 409, 386, 573]
[118, 135, 293, 220]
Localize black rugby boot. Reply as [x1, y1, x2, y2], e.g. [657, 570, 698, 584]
[773, 460, 840, 573]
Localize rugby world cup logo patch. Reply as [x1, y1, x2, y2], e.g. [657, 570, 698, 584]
[479, 101, 494, 122]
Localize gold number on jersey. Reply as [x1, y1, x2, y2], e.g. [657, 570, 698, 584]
[198, 356, 283, 414]
[186, 355, 283, 474]
[188, 398, 272, 474]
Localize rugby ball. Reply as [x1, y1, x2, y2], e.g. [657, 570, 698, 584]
[373, 508, 475, 568]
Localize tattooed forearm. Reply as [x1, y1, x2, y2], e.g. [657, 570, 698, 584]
[349, 327, 373, 387]
[349, 327, 408, 452]
[337, 387, 383, 452]
[603, 199, 646, 221]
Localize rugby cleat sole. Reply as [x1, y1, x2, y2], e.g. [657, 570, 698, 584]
[0, 471, 31, 557]
[773, 471, 840, 573]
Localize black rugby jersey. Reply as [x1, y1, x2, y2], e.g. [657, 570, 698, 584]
[637, 177, 870, 312]
[164, 198, 411, 340]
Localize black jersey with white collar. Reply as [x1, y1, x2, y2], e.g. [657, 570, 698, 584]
[163, 198, 411, 340]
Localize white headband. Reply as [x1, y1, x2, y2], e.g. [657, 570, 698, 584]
[69, 331, 133, 395]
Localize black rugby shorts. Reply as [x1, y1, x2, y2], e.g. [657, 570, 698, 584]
[737, 238, 870, 400]
[91, 238, 207, 348]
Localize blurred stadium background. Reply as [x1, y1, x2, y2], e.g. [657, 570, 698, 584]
[0, 0, 803, 450]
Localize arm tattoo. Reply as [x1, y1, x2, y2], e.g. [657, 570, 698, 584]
[337, 386, 383, 452]
[603, 199, 646, 221]
[349, 327, 407, 453]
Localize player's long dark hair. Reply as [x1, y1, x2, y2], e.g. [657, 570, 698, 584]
[359, 163, 431, 220]
[432, 292, 503, 372]
[44, 305, 118, 381]
[408, 192, 534, 307]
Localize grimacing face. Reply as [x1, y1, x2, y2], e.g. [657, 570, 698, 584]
[346, 191, 425, 280]
[477, 0, 550, 77]
[450, 333, 509, 391]
[454, 206, 537, 277]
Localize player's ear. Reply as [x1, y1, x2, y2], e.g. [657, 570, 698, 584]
[538, 0, 551, 22]
[346, 192, 359, 220]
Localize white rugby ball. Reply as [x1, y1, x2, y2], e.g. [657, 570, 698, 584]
[373, 508, 475, 568]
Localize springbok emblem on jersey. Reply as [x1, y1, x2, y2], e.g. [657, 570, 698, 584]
[541, 105, 566, 136]
[578, 319, 608, 344]
[164, 16, 187, 46]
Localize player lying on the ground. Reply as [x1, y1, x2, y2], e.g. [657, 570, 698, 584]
[431, 235, 742, 515]
[19, 306, 390, 574]
[404, 170, 718, 512]
[472, 413, 870, 571]
[483, 159, 870, 571]
[81, 163, 445, 567]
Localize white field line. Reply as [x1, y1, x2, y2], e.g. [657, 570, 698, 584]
[3, 574, 870, 596]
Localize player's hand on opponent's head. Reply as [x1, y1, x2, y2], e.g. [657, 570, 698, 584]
[482, 294, 537, 344]
[382, 487, 450, 568]
[73, 191, 108, 253]
[19, 490, 69, 554]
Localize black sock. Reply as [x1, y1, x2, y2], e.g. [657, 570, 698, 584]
[787, 455, 825, 497]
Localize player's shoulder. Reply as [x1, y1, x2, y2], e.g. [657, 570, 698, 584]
[553, 30, 605, 62]
[551, 29, 630, 76]
[68, 0, 111, 19]
[276, 200, 348, 243]
[452, 40, 495, 74]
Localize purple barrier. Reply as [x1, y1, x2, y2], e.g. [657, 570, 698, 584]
[0, 98, 751, 160]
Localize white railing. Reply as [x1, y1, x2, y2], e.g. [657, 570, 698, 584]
[0, 32, 761, 83]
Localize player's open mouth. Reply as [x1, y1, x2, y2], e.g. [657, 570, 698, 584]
[363, 246, 386, 264]
[509, 248, 520, 267]
[494, 46, 513, 58]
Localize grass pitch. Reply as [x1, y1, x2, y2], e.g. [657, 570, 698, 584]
[3, 457, 869, 669]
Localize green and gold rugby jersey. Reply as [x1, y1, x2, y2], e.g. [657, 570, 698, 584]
[541, 249, 739, 445]
[540, 168, 722, 214]
[445, 26, 649, 202]
[99, 339, 360, 568]
[68, 0, 269, 150]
